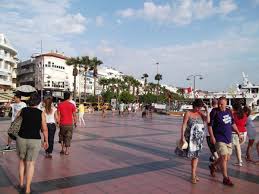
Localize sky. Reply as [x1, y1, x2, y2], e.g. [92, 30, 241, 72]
[0, 0, 259, 91]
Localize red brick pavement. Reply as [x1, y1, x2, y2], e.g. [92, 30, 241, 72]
[0, 112, 258, 194]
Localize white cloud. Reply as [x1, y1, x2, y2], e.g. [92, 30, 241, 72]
[117, 0, 238, 25]
[95, 16, 104, 27]
[81, 36, 259, 90]
[0, 0, 87, 59]
[218, 0, 238, 15]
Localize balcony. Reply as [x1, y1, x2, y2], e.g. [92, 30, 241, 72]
[0, 79, 12, 86]
[18, 77, 34, 83]
[17, 68, 34, 75]
[0, 53, 17, 64]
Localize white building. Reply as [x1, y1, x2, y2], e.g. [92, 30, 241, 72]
[94, 66, 124, 95]
[0, 34, 17, 90]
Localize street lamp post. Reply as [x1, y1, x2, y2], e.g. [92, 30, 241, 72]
[186, 74, 203, 98]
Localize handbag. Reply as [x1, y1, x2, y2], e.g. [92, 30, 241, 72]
[8, 116, 23, 140]
[176, 138, 188, 150]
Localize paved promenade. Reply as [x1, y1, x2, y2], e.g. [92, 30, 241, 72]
[0, 112, 258, 194]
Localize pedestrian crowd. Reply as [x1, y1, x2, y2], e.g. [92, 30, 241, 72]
[175, 97, 259, 186]
[1, 93, 259, 193]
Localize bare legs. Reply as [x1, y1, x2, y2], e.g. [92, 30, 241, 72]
[234, 144, 242, 164]
[191, 158, 198, 183]
[246, 139, 255, 161]
[79, 115, 85, 126]
[220, 155, 230, 178]
[18, 159, 35, 193]
[18, 159, 26, 187]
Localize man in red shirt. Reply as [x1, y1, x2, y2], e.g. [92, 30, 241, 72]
[57, 92, 77, 155]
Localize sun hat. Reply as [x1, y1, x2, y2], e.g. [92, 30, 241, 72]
[177, 139, 188, 150]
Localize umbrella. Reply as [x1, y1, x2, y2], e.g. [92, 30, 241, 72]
[16, 85, 37, 97]
[16, 85, 37, 93]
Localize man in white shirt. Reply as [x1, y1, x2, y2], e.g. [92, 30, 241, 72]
[4, 93, 27, 150]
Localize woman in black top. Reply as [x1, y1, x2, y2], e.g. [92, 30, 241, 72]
[16, 93, 48, 194]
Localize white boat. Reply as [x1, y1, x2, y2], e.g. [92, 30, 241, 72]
[184, 72, 259, 112]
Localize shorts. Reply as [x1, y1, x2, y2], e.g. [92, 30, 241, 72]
[16, 136, 41, 161]
[79, 112, 84, 118]
[232, 132, 247, 146]
[247, 128, 256, 140]
[215, 142, 232, 156]
[59, 125, 73, 147]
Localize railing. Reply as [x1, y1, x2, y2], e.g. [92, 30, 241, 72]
[17, 68, 34, 75]
[0, 53, 16, 64]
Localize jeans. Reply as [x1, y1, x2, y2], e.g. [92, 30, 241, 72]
[46, 123, 56, 154]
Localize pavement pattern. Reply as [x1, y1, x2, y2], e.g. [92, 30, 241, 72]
[0, 112, 258, 194]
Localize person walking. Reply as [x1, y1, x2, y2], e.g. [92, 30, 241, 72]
[244, 106, 257, 162]
[232, 101, 248, 166]
[57, 92, 77, 155]
[43, 96, 58, 159]
[4, 93, 27, 150]
[119, 101, 124, 116]
[205, 99, 219, 164]
[175, 99, 208, 184]
[16, 93, 48, 194]
[78, 103, 86, 126]
[208, 97, 242, 186]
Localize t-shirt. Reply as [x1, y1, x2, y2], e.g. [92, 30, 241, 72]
[58, 101, 76, 125]
[233, 113, 247, 133]
[10, 102, 27, 122]
[78, 104, 85, 113]
[208, 108, 234, 144]
[69, 100, 76, 107]
[19, 107, 42, 139]
[119, 103, 124, 111]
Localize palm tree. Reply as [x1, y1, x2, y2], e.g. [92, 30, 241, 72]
[148, 82, 156, 94]
[90, 57, 103, 96]
[99, 78, 109, 91]
[66, 56, 81, 100]
[132, 79, 141, 96]
[81, 56, 90, 102]
[155, 73, 162, 95]
[142, 73, 149, 94]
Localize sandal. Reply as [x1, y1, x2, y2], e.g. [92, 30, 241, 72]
[191, 176, 197, 184]
[65, 151, 69, 155]
[245, 156, 253, 162]
[195, 176, 200, 181]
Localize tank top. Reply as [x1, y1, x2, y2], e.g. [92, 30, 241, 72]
[43, 107, 56, 123]
[18, 107, 42, 139]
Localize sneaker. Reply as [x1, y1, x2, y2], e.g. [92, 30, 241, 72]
[3, 145, 10, 150]
[233, 162, 243, 167]
[223, 177, 234, 186]
[209, 164, 216, 177]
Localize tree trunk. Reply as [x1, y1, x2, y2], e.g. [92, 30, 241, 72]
[84, 70, 87, 102]
[94, 76, 96, 96]
[73, 75, 77, 101]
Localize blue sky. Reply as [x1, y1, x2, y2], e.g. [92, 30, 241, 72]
[1, 0, 259, 91]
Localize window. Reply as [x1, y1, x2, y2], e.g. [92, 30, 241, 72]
[48, 64, 51, 67]
[45, 64, 48, 67]
[52, 62, 54, 65]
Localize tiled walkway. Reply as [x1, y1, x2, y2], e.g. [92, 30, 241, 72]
[0, 112, 258, 194]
